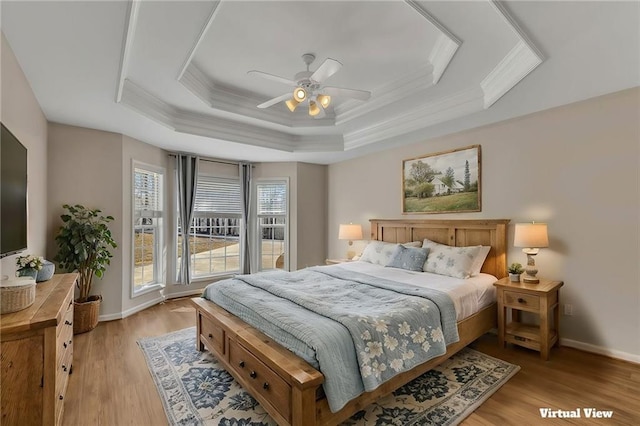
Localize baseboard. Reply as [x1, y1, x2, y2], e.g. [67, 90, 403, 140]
[560, 338, 640, 364]
[98, 295, 165, 322]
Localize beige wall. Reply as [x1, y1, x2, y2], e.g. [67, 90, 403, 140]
[328, 88, 640, 359]
[296, 162, 328, 268]
[0, 33, 48, 277]
[48, 123, 124, 316]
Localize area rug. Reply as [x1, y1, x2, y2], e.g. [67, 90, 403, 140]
[138, 327, 519, 425]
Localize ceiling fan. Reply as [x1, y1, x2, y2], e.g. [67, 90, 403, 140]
[248, 53, 371, 118]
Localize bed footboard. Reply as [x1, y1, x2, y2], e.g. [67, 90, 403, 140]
[192, 297, 324, 426]
[192, 297, 496, 426]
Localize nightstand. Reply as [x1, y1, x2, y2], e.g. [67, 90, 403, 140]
[325, 259, 352, 265]
[494, 277, 564, 360]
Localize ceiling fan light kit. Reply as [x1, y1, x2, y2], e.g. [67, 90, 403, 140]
[249, 53, 371, 118]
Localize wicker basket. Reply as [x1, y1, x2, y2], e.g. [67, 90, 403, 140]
[73, 295, 102, 334]
[1, 278, 36, 314]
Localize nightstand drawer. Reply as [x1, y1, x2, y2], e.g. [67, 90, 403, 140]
[504, 291, 540, 311]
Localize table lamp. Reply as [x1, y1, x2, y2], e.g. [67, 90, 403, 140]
[338, 224, 363, 260]
[514, 222, 549, 283]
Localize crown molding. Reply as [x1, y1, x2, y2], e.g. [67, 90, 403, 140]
[404, 0, 461, 45]
[120, 79, 177, 129]
[429, 33, 459, 84]
[480, 0, 544, 108]
[179, 63, 335, 128]
[120, 80, 344, 152]
[177, 0, 223, 81]
[334, 65, 435, 125]
[115, 0, 140, 102]
[344, 87, 484, 150]
[481, 40, 542, 108]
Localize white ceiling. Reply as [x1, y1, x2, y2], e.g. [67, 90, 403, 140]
[2, 1, 638, 164]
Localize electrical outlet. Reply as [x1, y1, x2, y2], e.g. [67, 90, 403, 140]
[564, 304, 573, 316]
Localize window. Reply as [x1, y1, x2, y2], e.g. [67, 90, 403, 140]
[256, 180, 288, 271]
[178, 175, 242, 278]
[133, 164, 164, 294]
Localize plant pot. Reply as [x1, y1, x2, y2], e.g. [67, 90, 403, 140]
[509, 273, 521, 283]
[73, 295, 102, 334]
[16, 268, 38, 280]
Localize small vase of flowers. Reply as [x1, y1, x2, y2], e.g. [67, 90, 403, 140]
[16, 254, 44, 280]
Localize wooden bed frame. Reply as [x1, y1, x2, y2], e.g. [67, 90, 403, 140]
[192, 219, 509, 425]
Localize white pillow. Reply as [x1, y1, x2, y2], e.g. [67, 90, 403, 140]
[359, 241, 422, 266]
[422, 239, 482, 279]
[470, 246, 491, 276]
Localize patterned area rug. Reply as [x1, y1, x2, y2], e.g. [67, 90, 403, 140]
[138, 327, 519, 426]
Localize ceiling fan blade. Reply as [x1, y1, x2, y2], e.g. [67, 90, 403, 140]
[257, 93, 292, 109]
[310, 58, 342, 83]
[322, 86, 371, 101]
[248, 70, 296, 86]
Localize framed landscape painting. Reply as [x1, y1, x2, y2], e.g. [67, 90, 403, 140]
[402, 145, 481, 214]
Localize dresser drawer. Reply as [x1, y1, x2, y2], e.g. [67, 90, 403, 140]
[56, 308, 74, 365]
[200, 315, 224, 355]
[229, 340, 291, 422]
[504, 290, 540, 311]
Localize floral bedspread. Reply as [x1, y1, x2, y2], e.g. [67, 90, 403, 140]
[204, 265, 458, 412]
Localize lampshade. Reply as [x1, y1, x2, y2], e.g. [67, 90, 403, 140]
[285, 98, 300, 112]
[308, 101, 320, 116]
[514, 223, 549, 248]
[317, 94, 331, 108]
[338, 224, 363, 241]
[293, 87, 307, 102]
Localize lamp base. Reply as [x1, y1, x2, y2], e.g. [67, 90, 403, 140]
[346, 250, 356, 260]
[523, 250, 540, 284]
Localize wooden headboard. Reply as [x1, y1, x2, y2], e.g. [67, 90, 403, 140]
[370, 219, 510, 279]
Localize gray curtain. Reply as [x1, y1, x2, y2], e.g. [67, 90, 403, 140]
[239, 162, 252, 274]
[177, 155, 199, 284]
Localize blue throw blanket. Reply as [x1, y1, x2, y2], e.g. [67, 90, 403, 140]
[203, 265, 459, 412]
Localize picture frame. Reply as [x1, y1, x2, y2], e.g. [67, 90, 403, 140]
[402, 145, 481, 214]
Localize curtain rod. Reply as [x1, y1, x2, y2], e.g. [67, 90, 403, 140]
[167, 153, 248, 167]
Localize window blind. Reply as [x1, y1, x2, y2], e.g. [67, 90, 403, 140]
[194, 175, 242, 215]
[134, 168, 162, 216]
[257, 183, 287, 215]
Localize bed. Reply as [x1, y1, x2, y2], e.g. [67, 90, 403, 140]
[191, 218, 509, 425]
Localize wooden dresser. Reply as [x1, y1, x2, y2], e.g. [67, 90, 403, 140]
[1, 273, 77, 426]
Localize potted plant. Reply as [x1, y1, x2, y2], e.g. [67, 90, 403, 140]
[508, 262, 524, 282]
[54, 204, 117, 334]
[16, 254, 44, 279]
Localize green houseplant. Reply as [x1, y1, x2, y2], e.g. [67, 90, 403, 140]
[54, 204, 117, 334]
[508, 262, 525, 282]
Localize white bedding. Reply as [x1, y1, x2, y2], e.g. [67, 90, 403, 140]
[335, 261, 497, 321]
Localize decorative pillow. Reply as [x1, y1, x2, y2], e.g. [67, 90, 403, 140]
[359, 241, 422, 266]
[386, 245, 430, 272]
[422, 239, 482, 279]
[470, 246, 491, 276]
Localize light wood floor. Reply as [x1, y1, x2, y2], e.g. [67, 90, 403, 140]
[63, 298, 640, 425]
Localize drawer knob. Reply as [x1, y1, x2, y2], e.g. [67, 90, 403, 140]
[250, 371, 257, 379]
[63, 342, 67, 348]
[69, 340, 72, 345]
[263, 382, 269, 390]
[517, 298, 526, 304]
[208, 333, 213, 339]
[65, 320, 72, 326]
[59, 395, 64, 400]
[238, 361, 245, 368]
[62, 365, 67, 372]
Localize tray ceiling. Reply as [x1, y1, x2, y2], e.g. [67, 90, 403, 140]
[2, 1, 638, 163]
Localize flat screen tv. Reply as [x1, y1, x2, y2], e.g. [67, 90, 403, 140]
[1, 123, 28, 258]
